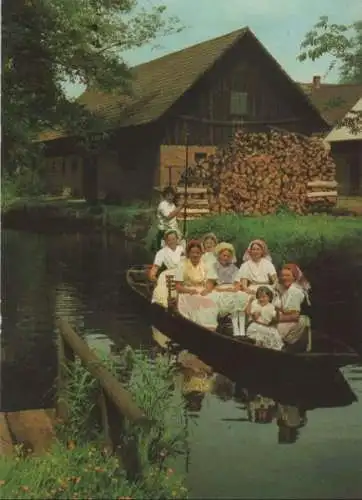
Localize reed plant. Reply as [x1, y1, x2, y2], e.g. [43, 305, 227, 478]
[0, 348, 188, 499]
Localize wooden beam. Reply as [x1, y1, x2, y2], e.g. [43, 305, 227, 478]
[56, 318, 150, 426]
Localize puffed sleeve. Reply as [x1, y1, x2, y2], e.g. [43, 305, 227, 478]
[234, 262, 248, 281]
[153, 248, 164, 267]
[265, 259, 277, 276]
[206, 263, 218, 281]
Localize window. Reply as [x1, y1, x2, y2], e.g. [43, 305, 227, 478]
[194, 152, 207, 163]
[62, 158, 66, 175]
[230, 91, 248, 117]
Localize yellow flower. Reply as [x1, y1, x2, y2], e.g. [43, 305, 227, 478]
[0, 481, 5, 486]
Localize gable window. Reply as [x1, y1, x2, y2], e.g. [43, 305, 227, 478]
[230, 91, 248, 118]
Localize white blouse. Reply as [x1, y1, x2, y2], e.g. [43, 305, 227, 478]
[274, 283, 305, 312]
[250, 300, 277, 325]
[236, 258, 277, 284]
[153, 245, 184, 269]
[157, 200, 178, 231]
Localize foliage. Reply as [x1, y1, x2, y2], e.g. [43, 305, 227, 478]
[1, 169, 47, 211]
[298, 16, 362, 134]
[299, 16, 362, 84]
[2, 0, 182, 170]
[0, 348, 188, 499]
[186, 213, 362, 268]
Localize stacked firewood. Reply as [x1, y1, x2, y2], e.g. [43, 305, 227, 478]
[178, 129, 337, 215]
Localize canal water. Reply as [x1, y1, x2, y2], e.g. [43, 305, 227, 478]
[2, 229, 362, 498]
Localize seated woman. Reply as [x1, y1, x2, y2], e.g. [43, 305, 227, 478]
[246, 286, 284, 350]
[149, 229, 185, 308]
[205, 242, 249, 336]
[201, 232, 218, 270]
[235, 239, 277, 296]
[175, 240, 219, 330]
[274, 263, 312, 352]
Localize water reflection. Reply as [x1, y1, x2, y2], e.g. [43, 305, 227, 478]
[2, 229, 362, 498]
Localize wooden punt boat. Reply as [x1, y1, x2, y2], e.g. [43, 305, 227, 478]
[126, 265, 361, 383]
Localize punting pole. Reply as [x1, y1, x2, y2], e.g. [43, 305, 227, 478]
[182, 124, 189, 238]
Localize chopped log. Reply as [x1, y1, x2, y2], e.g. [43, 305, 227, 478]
[307, 191, 338, 198]
[177, 128, 338, 215]
[307, 181, 338, 189]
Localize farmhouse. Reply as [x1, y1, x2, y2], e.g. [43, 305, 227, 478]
[301, 78, 362, 196]
[41, 27, 329, 201]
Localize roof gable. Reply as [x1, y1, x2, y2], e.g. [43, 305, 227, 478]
[325, 97, 362, 142]
[39, 27, 327, 142]
[301, 83, 362, 125]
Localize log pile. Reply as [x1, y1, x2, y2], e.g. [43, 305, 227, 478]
[178, 129, 337, 215]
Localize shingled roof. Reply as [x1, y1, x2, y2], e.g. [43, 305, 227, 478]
[40, 27, 327, 143]
[39, 28, 248, 142]
[301, 83, 362, 125]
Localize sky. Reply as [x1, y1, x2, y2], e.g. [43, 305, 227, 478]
[65, 0, 361, 98]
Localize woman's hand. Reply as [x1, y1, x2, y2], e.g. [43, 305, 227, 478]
[188, 289, 199, 295]
[247, 288, 256, 296]
[200, 289, 210, 296]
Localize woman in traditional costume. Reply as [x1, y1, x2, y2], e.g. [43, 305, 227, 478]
[235, 239, 277, 295]
[274, 263, 312, 352]
[205, 242, 249, 336]
[175, 240, 220, 330]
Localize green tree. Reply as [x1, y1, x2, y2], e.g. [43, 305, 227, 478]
[298, 16, 362, 134]
[2, 0, 182, 171]
[298, 16, 362, 84]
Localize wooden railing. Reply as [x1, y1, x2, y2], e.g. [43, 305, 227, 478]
[56, 318, 152, 477]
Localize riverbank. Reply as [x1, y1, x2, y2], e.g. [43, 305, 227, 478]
[0, 348, 188, 499]
[2, 196, 154, 239]
[187, 213, 362, 267]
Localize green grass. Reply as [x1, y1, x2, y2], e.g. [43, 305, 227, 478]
[0, 348, 188, 499]
[186, 213, 362, 267]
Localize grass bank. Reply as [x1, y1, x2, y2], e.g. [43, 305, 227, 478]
[186, 213, 362, 267]
[0, 348, 188, 499]
[2, 196, 154, 239]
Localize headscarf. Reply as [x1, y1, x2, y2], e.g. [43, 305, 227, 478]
[282, 263, 311, 292]
[282, 263, 311, 305]
[214, 242, 236, 260]
[243, 239, 272, 262]
[202, 232, 218, 246]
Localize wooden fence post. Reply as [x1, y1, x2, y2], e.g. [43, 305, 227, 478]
[56, 330, 75, 423]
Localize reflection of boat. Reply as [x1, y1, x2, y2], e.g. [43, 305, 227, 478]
[126, 266, 361, 383]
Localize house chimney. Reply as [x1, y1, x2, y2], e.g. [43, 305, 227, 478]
[312, 75, 321, 89]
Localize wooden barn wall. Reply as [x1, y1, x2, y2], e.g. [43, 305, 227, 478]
[162, 35, 326, 148]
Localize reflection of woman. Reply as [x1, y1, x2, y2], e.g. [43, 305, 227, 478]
[236, 240, 277, 295]
[206, 242, 249, 336]
[246, 394, 276, 424]
[276, 404, 307, 444]
[175, 240, 219, 330]
[274, 263, 312, 352]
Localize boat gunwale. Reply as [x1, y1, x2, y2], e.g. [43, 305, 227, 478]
[126, 267, 360, 363]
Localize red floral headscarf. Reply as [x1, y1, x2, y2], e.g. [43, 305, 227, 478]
[282, 263, 311, 292]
